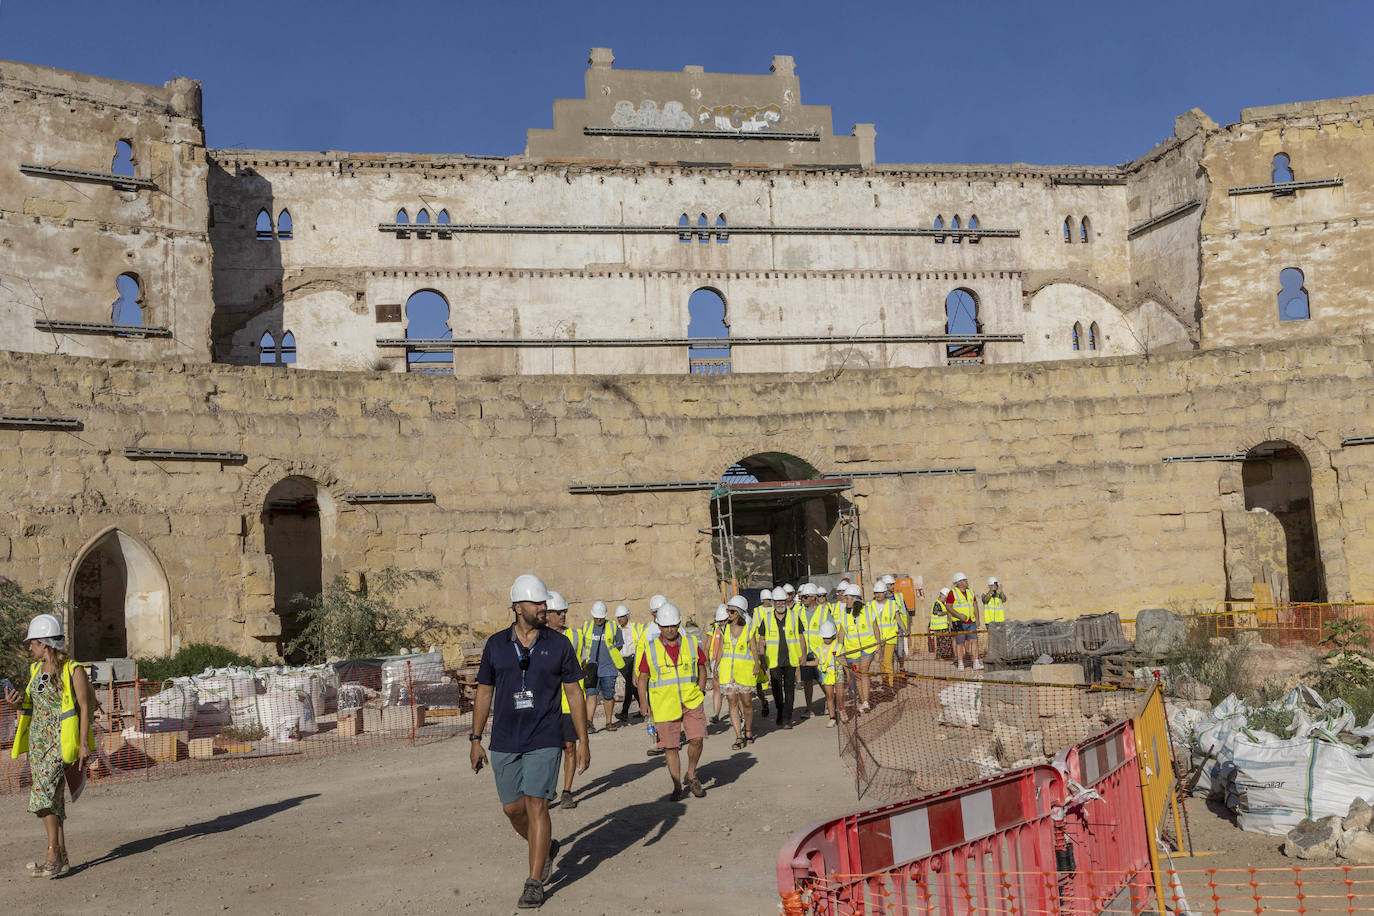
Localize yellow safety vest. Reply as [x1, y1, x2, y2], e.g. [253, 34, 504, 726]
[840, 605, 878, 656]
[815, 639, 840, 686]
[804, 603, 834, 633]
[705, 624, 727, 670]
[646, 636, 705, 721]
[12, 659, 94, 764]
[984, 594, 1005, 623]
[951, 587, 978, 625]
[869, 597, 903, 639]
[930, 600, 951, 632]
[625, 621, 648, 658]
[716, 626, 756, 686]
[747, 612, 773, 685]
[758, 608, 805, 669]
[557, 628, 584, 714]
[578, 620, 626, 669]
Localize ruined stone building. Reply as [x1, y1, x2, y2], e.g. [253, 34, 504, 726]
[2, 50, 1372, 659]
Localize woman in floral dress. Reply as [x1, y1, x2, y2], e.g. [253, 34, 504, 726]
[3, 613, 94, 878]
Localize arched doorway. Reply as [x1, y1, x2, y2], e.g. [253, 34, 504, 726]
[1241, 440, 1325, 602]
[263, 477, 329, 654]
[710, 452, 858, 593]
[68, 529, 170, 660]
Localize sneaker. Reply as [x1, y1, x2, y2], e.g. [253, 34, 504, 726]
[646, 747, 665, 757]
[827, 718, 837, 728]
[518, 878, 545, 908]
[668, 785, 686, 802]
[956, 660, 965, 671]
[688, 776, 706, 798]
[559, 790, 577, 810]
[973, 659, 985, 670]
[542, 838, 560, 883]
[858, 702, 870, 713]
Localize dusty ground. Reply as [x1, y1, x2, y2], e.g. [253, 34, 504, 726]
[0, 699, 1324, 916]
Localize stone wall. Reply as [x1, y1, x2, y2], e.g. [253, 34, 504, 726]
[3, 334, 1374, 658]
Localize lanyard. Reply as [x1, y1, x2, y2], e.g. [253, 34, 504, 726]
[513, 637, 531, 691]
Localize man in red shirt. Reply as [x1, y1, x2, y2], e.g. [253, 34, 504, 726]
[635, 602, 709, 801]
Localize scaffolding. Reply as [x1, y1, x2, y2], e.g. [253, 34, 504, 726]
[710, 477, 858, 591]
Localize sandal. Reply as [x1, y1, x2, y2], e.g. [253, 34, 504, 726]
[745, 732, 755, 745]
[731, 736, 745, 750]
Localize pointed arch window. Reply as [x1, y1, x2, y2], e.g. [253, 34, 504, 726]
[1088, 322, 1099, 351]
[1080, 215, 1091, 243]
[1063, 217, 1074, 244]
[395, 208, 409, 224]
[697, 213, 710, 243]
[259, 331, 278, 364]
[256, 209, 274, 240]
[112, 140, 135, 177]
[967, 214, 980, 244]
[416, 209, 431, 224]
[437, 209, 451, 225]
[277, 209, 293, 240]
[715, 214, 728, 244]
[950, 214, 962, 244]
[1072, 322, 1082, 351]
[933, 215, 945, 244]
[280, 331, 297, 364]
[678, 213, 691, 242]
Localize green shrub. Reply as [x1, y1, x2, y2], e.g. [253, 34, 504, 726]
[137, 643, 271, 683]
[286, 568, 451, 664]
[0, 578, 59, 690]
[1161, 627, 1250, 704]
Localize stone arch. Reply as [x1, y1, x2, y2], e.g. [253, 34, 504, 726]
[1218, 427, 1348, 602]
[63, 527, 171, 660]
[240, 459, 342, 552]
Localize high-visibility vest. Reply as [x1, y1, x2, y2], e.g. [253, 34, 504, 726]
[868, 597, 904, 639]
[557, 628, 583, 714]
[840, 605, 878, 655]
[951, 587, 978, 625]
[11, 659, 94, 764]
[624, 621, 647, 658]
[645, 636, 705, 721]
[705, 624, 727, 672]
[984, 594, 1006, 623]
[716, 625, 756, 686]
[578, 620, 625, 669]
[758, 608, 804, 669]
[804, 602, 834, 634]
[930, 600, 951, 632]
[815, 639, 840, 686]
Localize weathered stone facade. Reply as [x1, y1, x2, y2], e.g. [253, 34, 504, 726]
[2, 52, 1372, 659]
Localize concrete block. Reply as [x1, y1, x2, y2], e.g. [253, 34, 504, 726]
[336, 708, 364, 737]
[188, 737, 218, 759]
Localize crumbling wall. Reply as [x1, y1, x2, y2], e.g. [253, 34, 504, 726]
[2, 336, 1374, 657]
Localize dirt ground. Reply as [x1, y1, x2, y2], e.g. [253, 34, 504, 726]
[0, 702, 1317, 916]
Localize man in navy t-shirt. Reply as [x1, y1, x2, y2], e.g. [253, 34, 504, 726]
[471, 574, 588, 909]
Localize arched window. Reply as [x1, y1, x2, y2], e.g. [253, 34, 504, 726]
[1272, 153, 1294, 184]
[1088, 322, 1099, 351]
[678, 213, 691, 243]
[933, 215, 945, 244]
[277, 209, 293, 240]
[944, 288, 983, 363]
[395, 208, 409, 224]
[416, 209, 431, 225]
[1278, 267, 1310, 321]
[111, 140, 134, 177]
[697, 213, 709, 244]
[715, 213, 728, 244]
[1080, 215, 1091, 243]
[1071, 322, 1081, 351]
[110, 273, 143, 327]
[280, 331, 297, 364]
[687, 288, 730, 375]
[404, 290, 453, 372]
[437, 209, 451, 225]
[255, 209, 274, 240]
[967, 214, 980, 244]
[1063, 217, 1074, 244]
[950, 214, 962, 244]
[259, 331, 278, 364]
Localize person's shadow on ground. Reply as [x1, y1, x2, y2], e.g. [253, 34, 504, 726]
[65, 793, 319, 876]
[547, 798, 687, 894]
[564, 758, 660, 806]
[694, 751, 756, 790]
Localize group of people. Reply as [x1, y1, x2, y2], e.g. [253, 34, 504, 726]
[468, 569, 1008, 908]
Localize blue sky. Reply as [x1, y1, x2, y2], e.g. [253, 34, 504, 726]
[1, 0, 1369, 165]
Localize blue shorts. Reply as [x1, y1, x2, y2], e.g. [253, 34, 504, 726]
[800, 660, 819, 682]
[952, 620, 977, 644]
[586, 674, 618, 699]
[490, 747, 562, 805]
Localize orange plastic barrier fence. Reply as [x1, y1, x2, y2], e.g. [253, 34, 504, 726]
[778, 866, 1374, 915]
[0, 662, 474, 794]
[1199, 602, 1374, 649]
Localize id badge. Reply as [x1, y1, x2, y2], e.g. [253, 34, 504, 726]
[514, 689, 534, 710]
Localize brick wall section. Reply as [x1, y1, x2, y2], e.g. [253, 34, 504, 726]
[3, 336, 1373, 655]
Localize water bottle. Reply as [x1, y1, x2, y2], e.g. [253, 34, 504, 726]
[647, 724, 658, 741]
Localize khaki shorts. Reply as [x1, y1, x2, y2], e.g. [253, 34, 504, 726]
[655, 703, 707, 749]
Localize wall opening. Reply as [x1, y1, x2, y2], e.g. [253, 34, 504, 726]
[944, 287, 983, 364]
[68, 529, 169, 660]
[1241, 441, 1325, 602]
[687, 287, 730, 375]
[277, 209, 293, 240]
[437, 209, 451, 225]
[1278, 267, 1310, 321]
[280, 331, 297, 364]
[405, 289, 454, 374]
[933, 215, 945, 243]
[110, 273, 143, 328]
[255, 209, 274, 240]
[1272, 153, 1294, 184]
[263, 477, 325, 658]
[111, 140, 134, 177]
[259, 331, 278, 364]
[1072, 321, 1082, 351]
[1080, 215, 1092, 243]
[1088, 321, 1099, 351]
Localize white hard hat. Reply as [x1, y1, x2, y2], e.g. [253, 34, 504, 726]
[798, 583, 815, 596]
[844, 584, 863, 597]
[545, 590, 569, 612]
[953, 572, 968, 583]
[649, 594, 667, 611]
[714, 605, 729, 622]
[614, 604, 630, 618]
[873, 581, 888, 593]
[591, 600, 608, 619]
[839, 577, 851, 586]
[771, 587, 788, 601]
[939, 587, 952, 598]
[819, 620, 838, 639]
[24, 613, 64, 642]
[727, 595, 748, 611]
[882, 575, 896, 586]
[510, 574, 550, 604]
[988, 576, 998, 586]
[783, 584, 795, 594]
[657, 602, 682, 626]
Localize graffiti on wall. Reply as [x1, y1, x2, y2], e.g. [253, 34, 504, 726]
[611, 100, 694, 130]
[697, 104, 782, 133]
